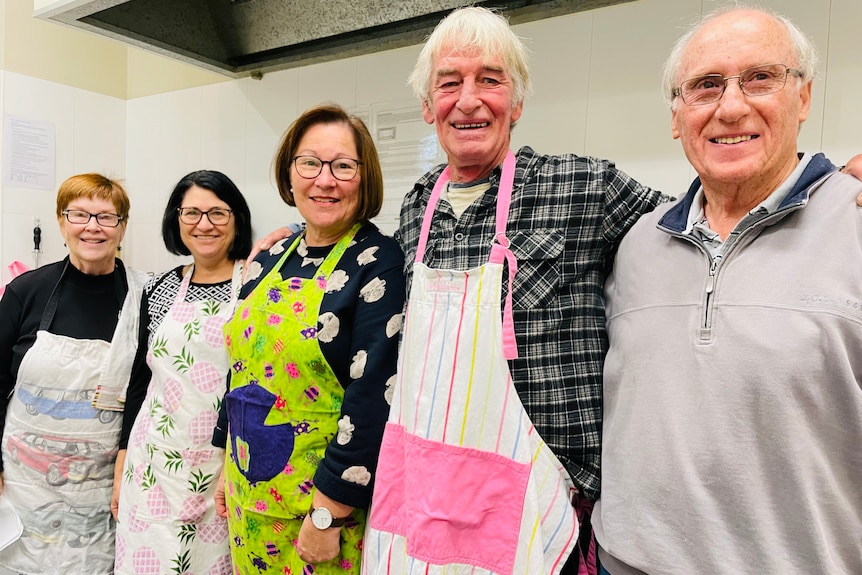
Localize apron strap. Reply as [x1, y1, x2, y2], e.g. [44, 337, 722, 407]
[489, 152, 518, 360]
[415, 152, 519, 360]
[414, 166, 450, 264]
[40, 257, 125, 331]
[175, 259, 244, 305]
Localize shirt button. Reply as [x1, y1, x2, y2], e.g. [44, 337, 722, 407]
[454, 232, 465, 241]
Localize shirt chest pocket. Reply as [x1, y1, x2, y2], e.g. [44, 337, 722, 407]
[507, 229, 564, 309]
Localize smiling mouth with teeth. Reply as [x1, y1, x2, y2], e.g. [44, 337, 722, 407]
[712, 135, 758, 144]
[454, 122, 489, 129]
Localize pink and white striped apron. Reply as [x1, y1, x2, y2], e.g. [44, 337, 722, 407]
[363, 152, 579, 575]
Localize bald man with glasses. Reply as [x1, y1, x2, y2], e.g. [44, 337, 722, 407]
[595, 7, 862, 574]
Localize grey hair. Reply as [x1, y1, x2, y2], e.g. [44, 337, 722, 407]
[661, 4, 819, 108]
[408, 6, 532, 109]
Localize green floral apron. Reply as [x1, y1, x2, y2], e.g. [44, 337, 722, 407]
[223, 224, 364, 574]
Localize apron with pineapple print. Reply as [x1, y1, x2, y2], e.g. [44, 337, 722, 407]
[222, 224, 364, 575]
[115, 262, 242, 575]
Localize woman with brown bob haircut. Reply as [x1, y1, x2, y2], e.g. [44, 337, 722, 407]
[214, 104, 405, 574]
[274, 104, 385, 222]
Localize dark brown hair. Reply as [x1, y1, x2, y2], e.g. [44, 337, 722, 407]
[273, 104, 384, 222]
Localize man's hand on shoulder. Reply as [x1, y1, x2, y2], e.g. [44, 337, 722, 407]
[841, 154, 862, 206]
[243, 224, 302, 280]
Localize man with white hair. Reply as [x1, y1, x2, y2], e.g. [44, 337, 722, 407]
[361, 6, 665, 575]
[595, 7, 862, 574]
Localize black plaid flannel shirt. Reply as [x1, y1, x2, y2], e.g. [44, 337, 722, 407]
[395, 146, 667, 500]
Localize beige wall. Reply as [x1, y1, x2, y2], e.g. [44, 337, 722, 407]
[8, 0, 128, 98]
[5, 1, 228, 100]
[126, 49, 230, 100]
[0, 1, 6, 65]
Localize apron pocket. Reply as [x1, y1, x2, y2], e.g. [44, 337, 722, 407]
[225, 385, 294, 484]
[370, 423, 529, 574]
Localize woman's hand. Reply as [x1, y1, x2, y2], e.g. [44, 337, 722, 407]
[111, 449, 126, 521]
[296, 513, 342, 564]
[295, 490, 354, 564]
[843, 154, 862, 207]
[214, 467, 228, 519]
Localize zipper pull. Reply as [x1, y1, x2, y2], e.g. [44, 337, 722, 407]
[705, 259, 718, 294]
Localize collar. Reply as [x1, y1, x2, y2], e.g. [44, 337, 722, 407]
[660, 152, 837, 234]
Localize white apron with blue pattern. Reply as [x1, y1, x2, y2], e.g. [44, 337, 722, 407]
[0, 265, 137, 574]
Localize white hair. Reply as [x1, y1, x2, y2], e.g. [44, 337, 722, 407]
[408, 6, 532, 109]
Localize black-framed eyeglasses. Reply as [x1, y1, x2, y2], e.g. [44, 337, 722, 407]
[62, 209, 123, 228]
[177, 207, 233, 225]
[293, 155, 361, 181]
[672, 64, 804, 106]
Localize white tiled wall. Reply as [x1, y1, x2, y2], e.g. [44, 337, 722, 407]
[1, 0, 860, 282]
[1, 72, 125, 283]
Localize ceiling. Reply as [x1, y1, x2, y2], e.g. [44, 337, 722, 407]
[36, 0, 636, 79]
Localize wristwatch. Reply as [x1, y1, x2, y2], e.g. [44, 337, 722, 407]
[309, 506, 347, 529]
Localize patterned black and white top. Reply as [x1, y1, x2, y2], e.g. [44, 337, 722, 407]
[119, 266, 232, 448]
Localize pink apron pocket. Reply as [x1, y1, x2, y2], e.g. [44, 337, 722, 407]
[371, 423, 530, 573]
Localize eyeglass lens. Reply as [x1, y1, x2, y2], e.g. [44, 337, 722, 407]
[294, 156, 359, 181]
[178, 207, 232, 225]
[64, 210, 122, 227]
[680, 64, 793, 105]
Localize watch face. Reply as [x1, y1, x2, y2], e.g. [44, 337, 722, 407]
[311, 507, 333, 529]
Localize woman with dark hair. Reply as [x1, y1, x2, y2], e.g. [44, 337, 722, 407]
[213, 104, 404, 574]
[112, 170, 252, 575]
[0, 173, 148, 575]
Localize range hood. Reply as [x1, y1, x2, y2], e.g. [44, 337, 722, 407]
[36, 0, 635, 79]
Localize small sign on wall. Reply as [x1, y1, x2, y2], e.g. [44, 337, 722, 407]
[3, 115, 55, 191]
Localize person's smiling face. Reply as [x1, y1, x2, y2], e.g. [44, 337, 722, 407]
[291, 122, 362, 246]
[670, 10, 811, 194]
[423, 48, 522, 183]
[178, 185, 236, 265]
[59, 196, 125, 275]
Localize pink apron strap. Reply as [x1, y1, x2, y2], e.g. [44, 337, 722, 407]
[414, 166, 450, 263]
[488, 152, 518, 359]
[414, 152, 519, 360]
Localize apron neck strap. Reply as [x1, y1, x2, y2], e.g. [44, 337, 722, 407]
[178, 260, 245, 304]
[274, 222, 363, 281]
[40, 258, 125, 331]
[414, 151, 519, 359]
[488, 151, 518, 359]
[415, 151, 516, 263]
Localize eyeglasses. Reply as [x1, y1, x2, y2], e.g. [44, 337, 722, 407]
[293, 156, 361, 181]
[672, 64, 803, 106]
[62, 209, 123, 227]
[177, 207, 233, 225]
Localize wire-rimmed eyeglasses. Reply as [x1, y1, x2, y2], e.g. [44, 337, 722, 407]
[177, 207, 233, 225]
[672, 64, 803, 106]
[62, 209, 123, 228]
[293, 156, 361, 181]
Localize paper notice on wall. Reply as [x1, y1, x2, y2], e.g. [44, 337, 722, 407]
[3, 115, 55, 190]
[352, 102, 444, 235]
